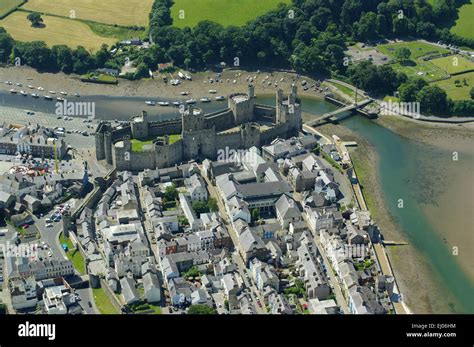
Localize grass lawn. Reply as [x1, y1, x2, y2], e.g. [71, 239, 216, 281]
[131, 302, 162, 314]
[23, 0, 154, 27]
[433, 71, 474, 100]
[171, 0, 291, 28]
[326, 81, 356, 99]
[0, 0, 24, 18]
[451, 2, 474, 40]
[377, 41, 449, 60]
[59, 232, 85, 275]
[377, 41, 452, 82]
[429, 55, 474, 75]
[81, 73, 118, 84]
[390, 60, 449, 82]
[92, 287, 119, 314]
[0, 11, 116, 52]
[131, 139, 154, 152]
[168, 134, 182, 144]
[157, 134, 182, 144]
[85, 20, 146, 41]
[350, 150, 378, 220]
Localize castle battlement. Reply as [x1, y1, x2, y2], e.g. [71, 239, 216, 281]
[95, 86, 301, 171]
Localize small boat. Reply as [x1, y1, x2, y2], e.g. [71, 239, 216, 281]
[37, 87, 44, 91]
[57, 97, 65, 102]
[4, 81, 11, 85]
[49, 91, 56, 94]
[185, 99, 197, 104]
[209, 89, 217, 94]
[60, 91, 67, 95]
[180, 91, 189, 96]
[145, 101, 156, 106]
[200, 97, 211, 103]
[9, 89, 17, 94]
[74, 93, 80, 97]
[31, 93, 39, 98]
[27, 85, 34, 89]
[16, 83, 21, 87]
[215, 95, 225, 101]
[185, 74, 192, 81]
[20, 90, 27, 96]
[44, 95, 53, 100]
[178, 71, 185, 79]
[172, 101, 181, 107]
[158, 101, 170, 106]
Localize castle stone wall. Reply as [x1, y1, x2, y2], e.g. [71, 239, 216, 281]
[149, 121, 182, 137]
[215, 131, 241, 152]
[205, 109, 234, 132]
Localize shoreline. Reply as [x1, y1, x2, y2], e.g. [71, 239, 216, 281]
[3, 65, 472, 313]
[0, 66, 326, 101]
[316, 120, 467, 313]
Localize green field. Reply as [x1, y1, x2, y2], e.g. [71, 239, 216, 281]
[377, 41, 452, 82]
[377, 41, 449, 60]
[92, 287, 119, 314]
[171, 0, 291, 28]
[451, 2, 474, 40]
[433, 72, 474, 100]
[59, 232, 85, 275]
[0, 12, 116, 51]
[430, 55, 474, 75]
[23, 0, 154, 27]
[131, 139, 154, 152]
[392, 60, 449, 82]
[0, 0, 24, 18]
[158, 134, 181, 144]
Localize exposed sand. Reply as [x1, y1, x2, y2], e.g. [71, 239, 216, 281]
[0, 66, 325, 100]
[3, 65, 472, 313]
[375, 115, 474, 282]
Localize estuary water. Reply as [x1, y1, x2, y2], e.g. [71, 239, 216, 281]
[2, 90, 473, 312]
[296, 96, 474, 313]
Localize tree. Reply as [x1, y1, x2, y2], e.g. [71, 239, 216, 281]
[0, 31, 14, 63]
[27, 12, 43, 27]
[207, 198, 218, 212]
[394, 47, 411, 63]
[417, 85, 448, 115]
[164, 184, 178, 202]
[183, 266, 201, 278]
[188, 304, 217, 315]
[251, 208, 260, 222]
[192, 201, 209, 215]
[470, 87, 474, 100]
[398, 78, 428, 102]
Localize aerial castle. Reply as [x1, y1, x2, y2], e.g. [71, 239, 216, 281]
[95, 85, 302, 171]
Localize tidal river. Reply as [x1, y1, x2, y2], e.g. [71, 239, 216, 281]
[295, 96, 474, 313]
[2, 90, 473, 312]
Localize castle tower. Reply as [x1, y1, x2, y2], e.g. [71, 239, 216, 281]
[95, 131, 105, 160]
[240, 123, 260, 149]
[182, 105, 205, 133]
[131, 111, 149, 139]
[276, 86, 301, 132]
[104, 131, 113, 165]
[276, 89, 284, 104]
[248, 84, 255, 99]
[289, 83, 297, 104]
[114, 135, 132, 171]
[62, 212, 72, 238]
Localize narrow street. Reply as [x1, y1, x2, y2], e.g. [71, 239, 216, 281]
[202, 171, 265, 314]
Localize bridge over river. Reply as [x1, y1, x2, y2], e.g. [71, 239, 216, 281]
[305, 96, 374, 127]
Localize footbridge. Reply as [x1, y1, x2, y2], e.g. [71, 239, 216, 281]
[306, 97, 374, 127]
